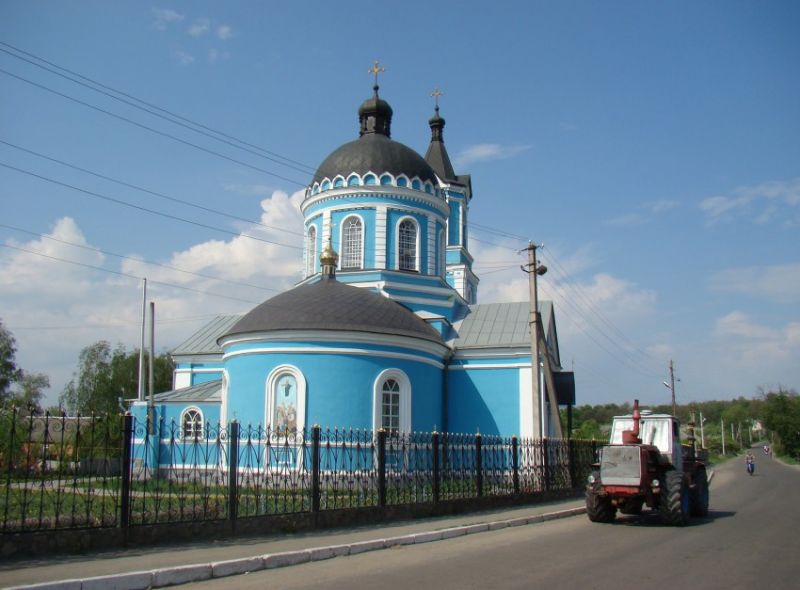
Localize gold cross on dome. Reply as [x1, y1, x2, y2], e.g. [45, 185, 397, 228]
[368, 60, 385, 86]
[431, 87, 444, 109]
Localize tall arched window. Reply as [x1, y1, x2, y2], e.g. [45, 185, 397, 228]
[341, 216, 363, 270]
[398, 218, 418, 271]
[306, 225, 317, 276]
[182, 407, 203, 440]
[438, 228, 446, 277]
[373, 369, 411, 434]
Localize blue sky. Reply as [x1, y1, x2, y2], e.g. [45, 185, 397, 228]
[1, 1, 798, 409]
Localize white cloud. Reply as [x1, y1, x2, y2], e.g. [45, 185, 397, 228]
[216, 25, 233, 40]
[699, 178, 800, 226]
[605, 199, 679, 226]
[208, 48, 231, 65]
[453, 143, 531, 168]
[172, 50, 195, 66]
[713, 311, 800, 369]
[151, 8, 184, 30]
[709, 262, 800, 305]
[187, 17, 210, 37]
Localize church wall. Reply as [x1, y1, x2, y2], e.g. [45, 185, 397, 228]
[223, 345, 444, 433]
[447, 367, 522, 437]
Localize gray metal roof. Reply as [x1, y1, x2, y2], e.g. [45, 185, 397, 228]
[452, 301, 554, 349]
[172, 315, 241, 356]
[224, 277, 444, 345]
[153, 379, 221, 403]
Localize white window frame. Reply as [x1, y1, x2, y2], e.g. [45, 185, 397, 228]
[339, 214, 365, 270]
[372, 369, 412, 434]
[306, 224, 317, 277]
[181, 406, 204, 440]
[396, 216, 419, 272]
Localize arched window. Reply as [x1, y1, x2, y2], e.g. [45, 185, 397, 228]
[306, 225, 317, 276]
[341, 216, 363, 270]
[334, 176, 345, 188]
[182, 408, 203, 440]
[397, 176, 408, 187]
[380, 174, 393, 186]
[364, 174, 377, 185]
[347, 174, 360, 187]
[266, 366, 306, 435]
[398, 218, 418, 271]
[373, 369, 411, 434]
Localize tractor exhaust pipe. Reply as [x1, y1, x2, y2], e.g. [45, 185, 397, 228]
[622, 399, 642, 444]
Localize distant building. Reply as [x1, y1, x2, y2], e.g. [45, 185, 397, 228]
[131, 81, 573, 444]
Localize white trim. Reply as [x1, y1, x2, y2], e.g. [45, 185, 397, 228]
[180, 406, 204, 440]
[380, 292, 457, 309]
[266, 365, 307, 433]
[173, 371, 191, 390]
[427, 215, 436, 275]
[372, 368, 412, 433]
[338, 213, 365, 270]
[224, 346, 445, 369]
[451, 348, 530, 359]
[448, 363, 530, 370]
[301, 186, 450, 218]
[220, 369, 229, 428]
[305, 223, 318, 277]
[519, 367, 533, 438]
[219, 329, 448, 357]
[375, 205, 387, 268]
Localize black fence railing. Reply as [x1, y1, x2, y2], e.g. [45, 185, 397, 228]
[0, 411, 598, 534]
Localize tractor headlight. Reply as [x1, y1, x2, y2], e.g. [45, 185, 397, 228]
[652, 479, 660, 488]
[588, 473, 597, 484]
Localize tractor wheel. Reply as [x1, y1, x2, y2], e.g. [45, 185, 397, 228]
[690, 467, 709, 517]
[619, 498, 644, 515]
[662, 470, 690, 526]
[586, 478, 616, 523]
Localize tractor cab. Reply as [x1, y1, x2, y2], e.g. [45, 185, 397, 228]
[609, 411, 683, 468]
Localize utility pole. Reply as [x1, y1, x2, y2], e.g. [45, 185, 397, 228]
[138, 278, 147, 401]
[721, 418, 726, 455]
[669, 360, 677, 416]
[699, 411, 706, 448]
[148, 301, 155, 435]
[522, 242, 547, 439]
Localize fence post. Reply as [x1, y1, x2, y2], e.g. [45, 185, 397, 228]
[431, 431, 440, 503]
[511, 436, 519, 494]
[568, 438, 576, 489]
[475, 432, 483, 498]
[312, 425, 321, 515]
[542, 437, 550, 492]
[228, 421, 240, 527]
[377, 429, 386, 508]
[120, 413, 133, 532]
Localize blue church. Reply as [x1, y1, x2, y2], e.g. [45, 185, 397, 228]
[131, 80, 573, 446]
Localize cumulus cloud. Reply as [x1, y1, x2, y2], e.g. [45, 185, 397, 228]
[216, 25, 233, 40]
[713, 311, 800, 368]
[453, 143, 531, 168]
[187, 17, 210, 37]
[699, 178, 800, 226]
[172, 50, 195, 66]
[151, 8, 184, 30]
[709, 262, 800, 305]
[605, 199, 679, 226]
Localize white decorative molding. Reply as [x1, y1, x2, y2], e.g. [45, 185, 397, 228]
[375, 205, 387, 268]
[265, 364, 307, 433]
[372, 368, 412, 433]
[223, 345, 445, 369]
[427, 215, 436, 275]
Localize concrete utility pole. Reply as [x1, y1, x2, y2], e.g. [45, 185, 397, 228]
[721, 418, 726, 455]
[700, 411, 706, 448]
[138, 278, 147, 401]
[148, 301, 155, 434]
[522, 242, 547, 439]
[662, 360, 678, 417]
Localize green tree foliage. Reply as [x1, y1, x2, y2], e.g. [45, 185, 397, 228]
[59, 341, 175, 415]
[760, 389, 800, 459]
[0, 319, 50, 414]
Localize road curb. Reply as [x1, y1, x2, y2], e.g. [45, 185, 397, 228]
[7, 506, 586, 590]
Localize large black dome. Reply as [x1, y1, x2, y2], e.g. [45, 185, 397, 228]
[221, 278, 443, 345]
[313, 133, 438, 185]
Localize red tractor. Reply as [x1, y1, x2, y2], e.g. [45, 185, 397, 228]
[585, 400, 709, 526]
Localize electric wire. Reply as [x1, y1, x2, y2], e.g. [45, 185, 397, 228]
[0, 161, 303, 251]
[0, 41, 316, 173]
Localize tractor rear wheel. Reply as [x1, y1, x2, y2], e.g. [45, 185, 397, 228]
[586, 474, 616, 523]
[662, 470, 690, 526]
[690, 467, 709, 517]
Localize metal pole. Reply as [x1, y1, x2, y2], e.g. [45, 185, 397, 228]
[669, 360, 677, 417]
[525, 242, 542, 440]
[138, 278, 147, 401]
[148, 301, 156, 434]
[721, 418, 726, 455]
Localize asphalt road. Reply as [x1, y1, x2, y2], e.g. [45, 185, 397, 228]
[185, 451, 800, 590]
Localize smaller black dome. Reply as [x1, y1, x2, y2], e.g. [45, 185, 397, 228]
[221, 279, 443, 345]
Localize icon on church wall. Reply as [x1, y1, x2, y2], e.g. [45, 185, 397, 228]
[273, 374, 298, 434]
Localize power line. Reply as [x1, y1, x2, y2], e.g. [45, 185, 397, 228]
[0, 44, 316, 176]
[0, 138, 304, 238]
[0, 243, 262, 305]
[0, 161, 303, 251]
[0, 67, 307, 187]
[0, 223, 284, 294]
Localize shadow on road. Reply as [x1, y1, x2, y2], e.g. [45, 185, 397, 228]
[608, 508, 736, 528]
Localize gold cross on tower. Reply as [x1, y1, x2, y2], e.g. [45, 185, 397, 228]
[431, 87, 444, 110]
[368, 60, 385, 87]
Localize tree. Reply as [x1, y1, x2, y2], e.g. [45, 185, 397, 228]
[760, 389, 800, 459]
[0, 319, 23, 404]
[59, 341, 175, 415]
[0, 319, 50, 413]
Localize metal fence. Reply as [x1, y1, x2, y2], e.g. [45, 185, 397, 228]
[1, 411, 598, 534]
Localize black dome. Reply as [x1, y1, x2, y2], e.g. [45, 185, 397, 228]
[221, 278, 443, 345]
[313, 134, 438, 185]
